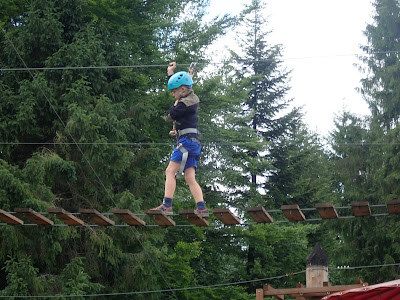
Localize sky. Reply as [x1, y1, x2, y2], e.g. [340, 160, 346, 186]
[207, 0, 374, 136]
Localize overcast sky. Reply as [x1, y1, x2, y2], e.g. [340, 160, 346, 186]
[207, 0, 374, 136]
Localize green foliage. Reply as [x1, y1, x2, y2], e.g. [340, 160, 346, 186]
[325, 0, 400, 285]
[3, 0, 389, 298]
[0, 256, 44, 298]
[58, 257, 103, 299]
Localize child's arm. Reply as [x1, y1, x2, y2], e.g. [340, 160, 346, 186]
[167, 62, 176, 76]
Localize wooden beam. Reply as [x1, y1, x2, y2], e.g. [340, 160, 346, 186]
[387, 199, 400, 214]
[179, 209, 209, 226]
[14, 208, 54, 226]
[262, 283, 367, 298]
[145, 210, 176, 226]
[78, 209, 115, 226]
[247, 207, 274, 223]
[315, 203, 339, 219]
[212, 208, 241, 225]
[281, 205, 306, 222]
[0, 209, 23, 225]
[351, 201, 371, 217]
[112, 209, 146, 226]
[263, 285, 284, 300]
[47, 208, 84, 226]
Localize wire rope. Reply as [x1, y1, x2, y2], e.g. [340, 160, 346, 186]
[1, 50, 399, 72]
[0, 262, 398, 298]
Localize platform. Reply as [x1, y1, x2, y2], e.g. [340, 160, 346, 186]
[14, 208, 54, 225]
[47, 208, 85, 226]
[351, 201, 371, 217]
[315, 203, 339, 219]
[0, 209, 24, 225]
[212, 208, 241, 225]
[246, 207, 273, 223]
[281, 205, 305, 222]
[112, 209, 146, 226]
[178, 209, 209, 226]
[145, 210, 176, 226]
[78, 209, 115, 226]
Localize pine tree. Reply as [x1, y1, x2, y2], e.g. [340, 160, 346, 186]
[327, 0, 400, 284]
[0, 0, 237, 297]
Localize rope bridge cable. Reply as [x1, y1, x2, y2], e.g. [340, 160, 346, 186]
[0, 262, 398, 298]
[1, 28, 181, 300]
[3, 141, 400, 146]
[0, 270, 307, 299]
[1, 50, 400, 72]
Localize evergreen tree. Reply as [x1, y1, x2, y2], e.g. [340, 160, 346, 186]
[327, 0, 400, 284]
[0, 0, 236, 297]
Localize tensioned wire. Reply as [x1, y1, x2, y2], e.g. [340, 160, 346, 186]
[0, 141, 399, 146]
[0, 263, 398, 298]
[1, 28, 180, 300]
[0, 50, 399, 71]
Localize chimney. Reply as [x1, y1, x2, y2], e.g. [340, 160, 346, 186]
[306, 243, 329, 288]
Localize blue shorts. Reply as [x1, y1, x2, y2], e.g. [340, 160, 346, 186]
[171, 137, 201, 170]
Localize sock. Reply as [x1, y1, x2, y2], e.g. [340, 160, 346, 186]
[163, 197, 173, 208]
[196, 201, 206, 210]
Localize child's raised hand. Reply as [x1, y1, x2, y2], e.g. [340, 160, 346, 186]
[167, 62, 176, 75]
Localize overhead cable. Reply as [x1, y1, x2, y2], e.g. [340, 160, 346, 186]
[1, 50, 400, 72]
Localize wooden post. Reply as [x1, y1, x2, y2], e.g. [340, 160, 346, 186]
[306, 243, 329, 289]
[256, 288, 264, 300]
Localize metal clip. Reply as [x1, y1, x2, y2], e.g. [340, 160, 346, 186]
[188, 62, 197, 77]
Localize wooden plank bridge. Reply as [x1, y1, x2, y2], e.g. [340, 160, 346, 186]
[0, 199, 399, 227]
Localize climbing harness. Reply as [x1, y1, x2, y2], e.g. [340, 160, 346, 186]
[174, 128, 201, 178]
[178, 128, 199, 136]
[176, 143, 189, 177]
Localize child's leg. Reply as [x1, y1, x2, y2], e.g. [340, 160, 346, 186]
[164, 161, 180, 198]
[184, 167, 203, 203]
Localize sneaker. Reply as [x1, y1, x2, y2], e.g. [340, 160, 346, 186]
[195, 208, 209, 218]
[151, 204, 173, 215]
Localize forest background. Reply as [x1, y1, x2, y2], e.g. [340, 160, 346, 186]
[1, 0, 400, 299]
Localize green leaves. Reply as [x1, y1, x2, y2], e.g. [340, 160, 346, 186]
[1, 256, 44, 298]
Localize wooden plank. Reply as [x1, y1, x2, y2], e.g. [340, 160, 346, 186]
[315, 203, 339, 219]
[256, 288, 264, 300]
[281, 205, 306, 222]
[263, 285, 284, 300]
[47, 208, 84, 226]
[212, 208, 241, 225]
[179, 209, 209, 226]
[351, 201, 371, 217]
[262, 283, 367, 297]
[78, 209, 115, 226]
[387, 199, 400, 214]
[112, 209, 146, 226]
[14, 208, 54, 226]
[247, 207, 273, 223]
[145, 210, 176, 226]
[0, 209, 24, 225]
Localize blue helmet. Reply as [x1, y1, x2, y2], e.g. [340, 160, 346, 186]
[168, 71, 193, 90]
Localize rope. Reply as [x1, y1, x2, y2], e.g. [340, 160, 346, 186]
[1, 50, 399, 72]
[0, 262, 398, 298]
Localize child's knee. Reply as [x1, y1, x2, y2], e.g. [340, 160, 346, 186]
[184, 170, 196, 184]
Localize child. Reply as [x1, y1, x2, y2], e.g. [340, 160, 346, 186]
[150, 62, 208, 217]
